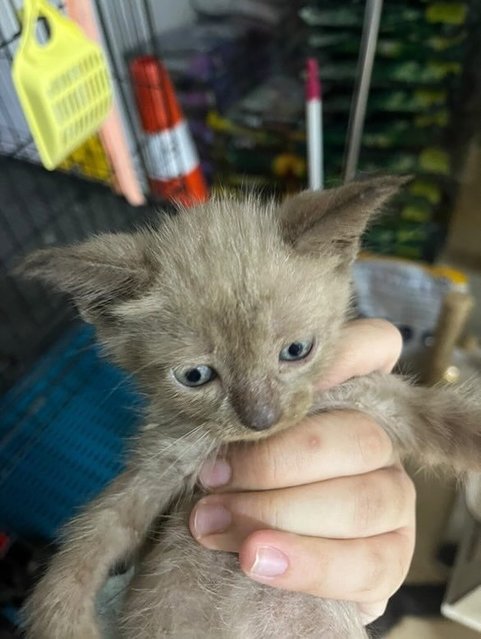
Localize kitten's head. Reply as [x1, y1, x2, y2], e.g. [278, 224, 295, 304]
[19, 177, 406, 442]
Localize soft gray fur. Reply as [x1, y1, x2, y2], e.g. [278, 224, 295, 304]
[18, 177, 481, 639]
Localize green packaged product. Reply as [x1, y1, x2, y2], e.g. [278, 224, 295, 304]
[324, 89, 447, 116]
[300, 5, 423, 29]
[408, 178, 443, 205]
[363, 219, 444, 262]
[400, 199, 435, 223]
[371, 89, 448, 112]
[309, 32, 465, 62]
[315, 58, 461, 88]
[419, 147, 450, 175]
[415, 111, 450, 127]
[425, 3, 468, 25]
[300, 5, 368, 28]
[360, 147, 450, 177]
[379, 60, 462, 84]
[360, 153, 419, 175]
[362, 120, 442, 149]
[428, 32, 466, 51]
[301, 3, 466, 33]
[376, 36, 465, 61]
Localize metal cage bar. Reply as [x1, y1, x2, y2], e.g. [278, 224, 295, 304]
[0, 0, 168, 393]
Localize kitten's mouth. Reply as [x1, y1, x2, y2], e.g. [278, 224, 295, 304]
[246, 417, 305, 441]
[201, 386, 314, 444]
[232, 416, 308, 443]
[223, 390, 313, 443]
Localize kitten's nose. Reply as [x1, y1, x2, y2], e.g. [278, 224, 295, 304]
[246, 405, 281, 431]
[231, 382, 282, 432]
[235, 402, 282, 432]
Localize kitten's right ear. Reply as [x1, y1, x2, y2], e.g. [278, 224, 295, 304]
[16, 232, 152, 323]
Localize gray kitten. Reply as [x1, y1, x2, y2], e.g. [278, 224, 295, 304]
[19, 177, 481, 639]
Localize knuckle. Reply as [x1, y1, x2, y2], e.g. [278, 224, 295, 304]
[359, 538, 410, 602]
[389, 467, 417, 525]
[401, 471, 417, 508]
[352, 466, 413, 537]
[358, 600, 388, 625]
[252, 440, 281, 486]
[356, 416, 393, 469]
[389, 546, 410, 595]
[256, 492, 282, 529]
[302, 546, 334, 597]
[311, 565, 331, 597]
[359, 550, 401, 602]
[396, 528, 416, 572]
[353, 476, 384, 535]
[359, 547, 387, 600]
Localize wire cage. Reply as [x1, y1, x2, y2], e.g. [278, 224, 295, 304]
[0, 0, 185, 552]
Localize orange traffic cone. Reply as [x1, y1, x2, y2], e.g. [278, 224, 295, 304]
[130, 55, 208, 207]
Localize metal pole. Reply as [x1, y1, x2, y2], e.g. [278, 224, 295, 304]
[343, 0, 383, 183]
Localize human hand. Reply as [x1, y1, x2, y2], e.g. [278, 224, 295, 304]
[190, 319, 415, 625]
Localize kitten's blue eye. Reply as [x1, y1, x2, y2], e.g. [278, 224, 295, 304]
[174, 365, 216, 387]
[279, 339, 314, 362]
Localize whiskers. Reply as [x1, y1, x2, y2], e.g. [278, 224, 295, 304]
[97, 357, 163, 406]
[138, 425, 216, 487]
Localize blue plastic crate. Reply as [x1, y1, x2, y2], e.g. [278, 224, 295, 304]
[0, 323, 142, 540]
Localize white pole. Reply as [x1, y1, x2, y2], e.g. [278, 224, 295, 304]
[306, 58, 324, 190]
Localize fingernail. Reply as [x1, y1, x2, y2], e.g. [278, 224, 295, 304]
[192, 502, 232, 538]
[199, 459, 232, 488]
[249, 546, 289, 578]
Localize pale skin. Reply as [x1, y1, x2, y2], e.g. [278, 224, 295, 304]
[190, 319, 416, 626]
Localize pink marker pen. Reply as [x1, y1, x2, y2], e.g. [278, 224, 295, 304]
[306, 58, 323, 191]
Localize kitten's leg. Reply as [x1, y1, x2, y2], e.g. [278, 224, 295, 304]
[23, 436, 211, 639]
[23, 468, 170, 639]
[315, 372, 481, 475]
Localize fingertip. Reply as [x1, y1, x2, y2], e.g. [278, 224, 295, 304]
[373, 320, 403, 371]
[239, 530, 292, 582]
[348, 318, 402, 356]
[239, 530, 275, 571]
[318, 318, 403, 389]
[198, 458, 232, 490]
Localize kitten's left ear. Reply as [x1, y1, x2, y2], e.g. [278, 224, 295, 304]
[279, 175, 409, 264]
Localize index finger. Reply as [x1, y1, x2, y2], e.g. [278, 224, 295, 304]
[316, 319, 402, 391]
[201, 411, 394, 492]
